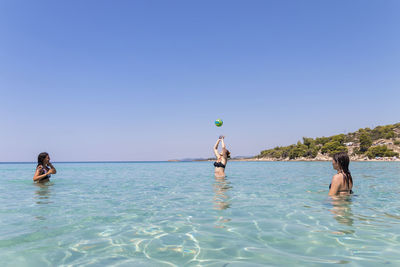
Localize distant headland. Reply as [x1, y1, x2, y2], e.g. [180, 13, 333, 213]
[253, 122, 400, 162]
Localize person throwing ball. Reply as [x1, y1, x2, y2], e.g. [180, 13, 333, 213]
[33, 152, 57, 183]
[213, 136, 230, 178]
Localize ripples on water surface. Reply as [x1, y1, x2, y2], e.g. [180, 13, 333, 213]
[1, 162, 400, 266]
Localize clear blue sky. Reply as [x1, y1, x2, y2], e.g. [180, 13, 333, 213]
[0, 0, 399, 161]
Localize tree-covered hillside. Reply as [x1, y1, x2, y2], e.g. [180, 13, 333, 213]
[256, 123, 400, 160]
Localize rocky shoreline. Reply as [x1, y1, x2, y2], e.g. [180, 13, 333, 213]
[231, 157, 400, 162]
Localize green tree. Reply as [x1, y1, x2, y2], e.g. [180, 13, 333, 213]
[315, 137, 329, 145]
[367, 145, 399, 158]
[359, 133, 372, 152]
[289, 147, 305, 159]
[304, 147, 320, 158]
[287, 143, 308, 159]
[371, 125, 395, 140]
[331, 134, 345, 144]
[385, 131, 395, 139]
[302, 137, 315, 148]
[321, 141, 347, 156]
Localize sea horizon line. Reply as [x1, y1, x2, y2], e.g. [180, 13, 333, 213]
[0, 161, 183, 164]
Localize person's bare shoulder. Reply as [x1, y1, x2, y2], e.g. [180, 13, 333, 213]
[332, 173, 343, 182]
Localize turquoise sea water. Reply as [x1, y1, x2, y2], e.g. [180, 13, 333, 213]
[1, 162, 400, 266]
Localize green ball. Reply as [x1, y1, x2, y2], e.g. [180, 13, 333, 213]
[215, 119, 223, 127]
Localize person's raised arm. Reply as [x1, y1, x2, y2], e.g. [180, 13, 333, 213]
[220, 137, 226, 150]
[214, 139, 221, 158]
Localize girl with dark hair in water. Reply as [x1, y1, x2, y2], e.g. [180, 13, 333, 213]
[213, 136, 230, 178]
[33, 152, 57, 183]
[329, 152, 353, 196]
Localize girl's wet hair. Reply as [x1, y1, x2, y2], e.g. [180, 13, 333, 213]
[225, 149, 231, 159]
[37, 152, 49, 167]
[333, 152, 353, 187]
